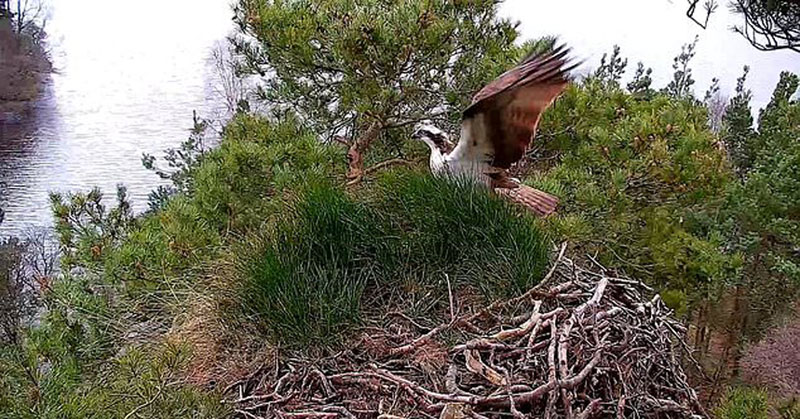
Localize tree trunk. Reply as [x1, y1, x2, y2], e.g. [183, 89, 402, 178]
[346, 121, 383, 181]
[725, 287, 749, 378]
[693, 301, 709, 361]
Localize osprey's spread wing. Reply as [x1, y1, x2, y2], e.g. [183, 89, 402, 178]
[453, 45, 577, 170]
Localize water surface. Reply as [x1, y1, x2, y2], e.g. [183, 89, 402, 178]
[0, 0, 232, 236]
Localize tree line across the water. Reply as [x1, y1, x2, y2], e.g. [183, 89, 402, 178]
[0, 0, 50, 116]
[1, 1, 799, 417]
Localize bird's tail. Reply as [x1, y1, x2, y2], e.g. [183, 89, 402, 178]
[494, 184, 559, 217]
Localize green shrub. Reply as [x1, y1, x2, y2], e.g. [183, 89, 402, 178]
[74, 343, 229, 419]
[105, 196, 221, 288]
[660, 289, 689, 317]
[190, 114, 342, 234]
[535, 75, 737, 303]
[50, 186, 137, 269]
[0, 338, 229, 418]
[715, 387, 769, 419]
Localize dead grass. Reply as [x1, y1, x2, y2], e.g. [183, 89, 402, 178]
[167, 260, 273, 390]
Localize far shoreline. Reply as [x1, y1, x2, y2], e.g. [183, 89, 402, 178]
[0, 17, 52, 125]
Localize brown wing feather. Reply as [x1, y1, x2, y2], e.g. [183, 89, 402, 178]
[492, 83, 567, 167]
[463, 45, 576, 169]
[465, 44, 572, 115]
[495, 184, 559, 217]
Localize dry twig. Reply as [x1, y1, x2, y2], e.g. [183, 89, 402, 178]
[227, 248, 705, 418]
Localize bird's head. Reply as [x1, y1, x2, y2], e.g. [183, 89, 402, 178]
[412, 122, 450, 151]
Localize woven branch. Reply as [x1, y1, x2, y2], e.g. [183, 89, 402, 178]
[225, 250, 706, 419]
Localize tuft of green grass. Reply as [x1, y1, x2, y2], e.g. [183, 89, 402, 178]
[376, 170, 550, 296]
[238, 171, 550, 346]
[238, 183, 390, 346]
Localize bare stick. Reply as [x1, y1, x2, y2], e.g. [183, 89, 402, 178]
[230, 250, 705, 418]
[445, 273, 455, 321]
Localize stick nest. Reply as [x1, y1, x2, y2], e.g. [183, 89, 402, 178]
[225, 247, 706, 418]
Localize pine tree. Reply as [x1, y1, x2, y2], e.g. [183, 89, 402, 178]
[663, 36, 699, 99]
[725, 71, 800, 336]
[722, 66, 755, 175]
[627, 61, 654, 99]
[517, 35, 557, 60]
[232, 0, 522, 180]
[758, 71, 800, 136]
[594, 45, 628, 86]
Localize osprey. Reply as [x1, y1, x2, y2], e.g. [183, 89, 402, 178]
[412, 45, 577, 217]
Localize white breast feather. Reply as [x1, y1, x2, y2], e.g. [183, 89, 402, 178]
[442, 115, 493, 186]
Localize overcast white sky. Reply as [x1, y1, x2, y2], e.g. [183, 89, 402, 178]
[45, 0, 799, 114]
[500, 0, 800, 112]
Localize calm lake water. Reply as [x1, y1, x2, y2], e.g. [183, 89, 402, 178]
[0, 0, 232, 236]
[1, 0, 798, 237]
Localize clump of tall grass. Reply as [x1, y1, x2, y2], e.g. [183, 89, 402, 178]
[376, 170, 550, 296]
[238, 170, 550, 346]
[238, 182, 393, 345]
